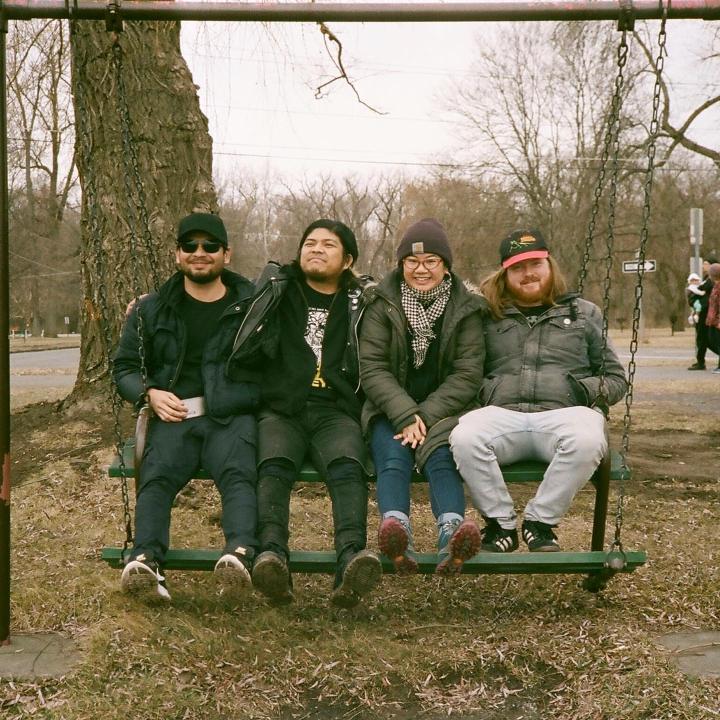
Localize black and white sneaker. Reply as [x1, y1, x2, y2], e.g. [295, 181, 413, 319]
[480, 519, 519, 553]
[331, 549, 383, 609]
[522, 520, 561, 552]
[214, 546, 253, 594]
[121, 554, 171, 601]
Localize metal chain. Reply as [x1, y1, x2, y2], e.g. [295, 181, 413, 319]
[596, 32, 630, 406]
[69, 23, 133, 551]
[111, 39, 161, 291]
[615, 3, 669, 551]
[578, 32, 629, 295]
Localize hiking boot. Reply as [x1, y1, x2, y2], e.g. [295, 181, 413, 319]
[121, 554, 171, 602]
[436, 518, 482, 576]
[378, 516, 417, 574]
[331, 549, 383, 609]
[522, 520, 561, 552]
[214, 545, 253, 594]
[480, 519, 519, 553]
[688, 362, 706, 370]
[252, 550, 294, 605]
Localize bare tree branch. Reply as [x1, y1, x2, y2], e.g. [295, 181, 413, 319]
[633, 29, 720, 168]
[314, 22, 387, 116]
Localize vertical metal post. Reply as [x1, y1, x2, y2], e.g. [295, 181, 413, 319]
[690, 208, 703, 277]
[0, 9, 12, 645]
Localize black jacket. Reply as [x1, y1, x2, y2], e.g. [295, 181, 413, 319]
[228, 262, 373, 419]
[689, 277, 713, 318]
[113, 269, 260, 421]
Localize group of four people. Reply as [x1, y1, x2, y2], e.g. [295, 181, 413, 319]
[113, 212, 627, 607]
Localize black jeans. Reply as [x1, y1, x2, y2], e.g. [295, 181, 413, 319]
[256, 401, 369, 564]
[132, 414, 258, 565]
[696, 317, 710, 364]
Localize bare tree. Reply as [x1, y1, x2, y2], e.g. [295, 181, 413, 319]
[634, 25, 720, 168]
[69, 20, 216, 399]
[6, 19, 78, 335]
[446, 22, 650, 274]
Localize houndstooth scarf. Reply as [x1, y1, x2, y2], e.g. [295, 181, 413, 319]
[400, 275, 452, 368]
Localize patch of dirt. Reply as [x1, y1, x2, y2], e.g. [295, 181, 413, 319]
[10, 398, 132, 488]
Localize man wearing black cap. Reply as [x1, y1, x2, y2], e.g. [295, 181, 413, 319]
[229, 218, 382, 608]
[450, 229, 628, 553]
[114, 212, 260, 601]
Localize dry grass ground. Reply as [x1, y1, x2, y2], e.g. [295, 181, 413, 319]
[2, 330, 719, 718]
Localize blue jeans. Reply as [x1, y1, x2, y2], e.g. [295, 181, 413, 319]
[370, 417, 465, 519]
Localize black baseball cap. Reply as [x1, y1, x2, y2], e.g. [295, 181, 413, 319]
[177, 213, 228, 248]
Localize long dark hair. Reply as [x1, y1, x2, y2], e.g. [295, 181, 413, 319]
[299, 219, 357, 266]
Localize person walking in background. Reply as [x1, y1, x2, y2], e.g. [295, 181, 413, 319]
[688, 258, 718, 371]
[703, 263, 720, 374]
[359, 219, 484, 575]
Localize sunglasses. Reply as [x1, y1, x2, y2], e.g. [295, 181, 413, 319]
[178, 240, 224, 254]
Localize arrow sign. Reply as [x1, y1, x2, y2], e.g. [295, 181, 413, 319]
[622, 260, 656, 273]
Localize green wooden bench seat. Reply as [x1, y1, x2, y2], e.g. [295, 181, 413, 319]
[103, 440, 645, 591]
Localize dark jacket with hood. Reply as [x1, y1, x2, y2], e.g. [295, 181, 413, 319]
[359, 269, 485, 467]
[113, 269, 260, 423]
[228, 261, 373, 420]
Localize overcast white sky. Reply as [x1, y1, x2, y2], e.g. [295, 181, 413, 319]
[179, 16, 719, 187]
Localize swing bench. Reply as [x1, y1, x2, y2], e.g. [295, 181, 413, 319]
[95, 6, 668, 594]
[101, 436, 644, 591]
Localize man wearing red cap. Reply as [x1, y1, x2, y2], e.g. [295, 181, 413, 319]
[450, 229, 627, 553]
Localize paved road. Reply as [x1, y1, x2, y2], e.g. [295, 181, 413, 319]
[9, 345, 718, 390]
[9, 348, 80, 389]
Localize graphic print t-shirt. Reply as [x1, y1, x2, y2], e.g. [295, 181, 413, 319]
[303, 284, 337, 399]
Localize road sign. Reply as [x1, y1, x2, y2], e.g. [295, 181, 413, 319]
[622, 260, 656, 273]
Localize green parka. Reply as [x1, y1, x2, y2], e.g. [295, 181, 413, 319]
[359, 269, 485, 468]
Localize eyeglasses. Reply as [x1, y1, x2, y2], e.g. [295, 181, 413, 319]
[403, 256, 443, 271]
[178, 240, 224, 254]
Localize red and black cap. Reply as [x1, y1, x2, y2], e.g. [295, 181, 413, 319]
[499, 229, 549, 269]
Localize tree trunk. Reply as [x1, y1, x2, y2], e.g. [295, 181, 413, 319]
[69, 19, 216, 399]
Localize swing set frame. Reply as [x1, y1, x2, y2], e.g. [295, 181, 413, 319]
[2, 0, 718, 645]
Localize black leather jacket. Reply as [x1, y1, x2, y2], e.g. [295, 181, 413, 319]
[113, 269, 260, 421]
[228, 261, 373, 417]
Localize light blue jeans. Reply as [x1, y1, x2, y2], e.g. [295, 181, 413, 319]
[450, 406, 607, 529]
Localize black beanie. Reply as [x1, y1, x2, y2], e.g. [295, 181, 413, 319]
[396, 218, 452, 268]
[298, 218, 358, 263]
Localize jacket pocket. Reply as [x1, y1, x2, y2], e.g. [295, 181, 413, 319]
[567, 372, 590, 406]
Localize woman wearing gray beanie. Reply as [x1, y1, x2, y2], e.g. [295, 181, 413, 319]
[359, 218, 485, 574]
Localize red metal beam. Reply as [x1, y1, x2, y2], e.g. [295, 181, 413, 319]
[2, 0, 720, 23]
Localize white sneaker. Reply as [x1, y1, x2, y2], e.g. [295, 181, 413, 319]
[120, 555, 171, 602]
[214, 547, 252, 594]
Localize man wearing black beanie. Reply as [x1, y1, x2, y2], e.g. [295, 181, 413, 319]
[228, 218, 382, 608]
